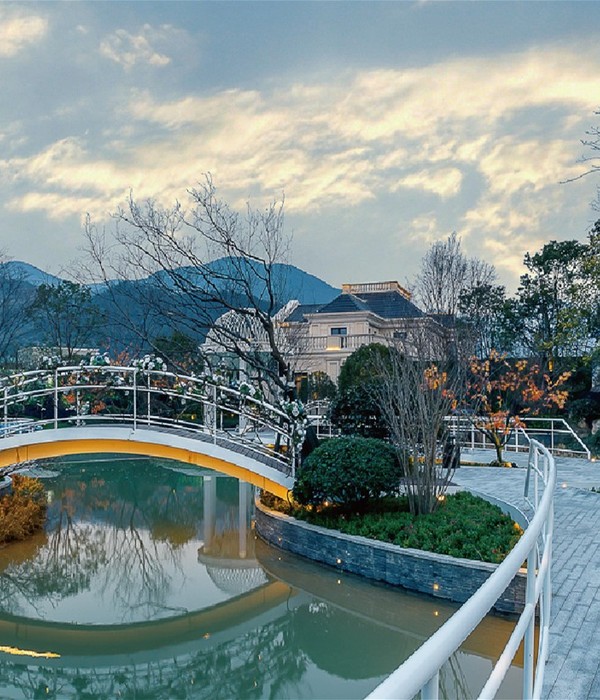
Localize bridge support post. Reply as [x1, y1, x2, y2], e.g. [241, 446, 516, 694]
[239, 481, 248, 559]
[203, 475, 216, 551]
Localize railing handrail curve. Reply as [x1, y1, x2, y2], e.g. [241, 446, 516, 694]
[0, 363, 304, 476]
[366, 439, 555, 700]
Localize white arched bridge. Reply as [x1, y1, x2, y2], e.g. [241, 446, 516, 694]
[0, 359, 304, 499]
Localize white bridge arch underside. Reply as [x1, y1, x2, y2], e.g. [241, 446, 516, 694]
[0, 426, 294, 499]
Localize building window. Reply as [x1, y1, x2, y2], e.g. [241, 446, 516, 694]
[328, 327, 347, 349]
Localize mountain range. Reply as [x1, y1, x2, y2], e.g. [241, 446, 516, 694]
[0, 258, 341, 354]
[1, 258, 340, 306]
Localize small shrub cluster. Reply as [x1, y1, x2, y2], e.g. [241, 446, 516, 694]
[263, 490, 521, 564]
[293, 436, 400, 508]
[0, 475, 48, 544]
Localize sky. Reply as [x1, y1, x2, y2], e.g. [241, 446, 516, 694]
[1, 1, 600, 293]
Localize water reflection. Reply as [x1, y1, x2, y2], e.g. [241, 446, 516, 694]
[0, 455, 522, 699]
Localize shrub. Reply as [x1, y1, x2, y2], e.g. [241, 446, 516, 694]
[0, 474, 48, 544]
[292, 436, 400, 508]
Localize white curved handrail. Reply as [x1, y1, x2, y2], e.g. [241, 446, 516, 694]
[367, 439, 555, 700]
[0, 364, 305, 476]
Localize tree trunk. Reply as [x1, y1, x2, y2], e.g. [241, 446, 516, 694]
[491, 433, 504, 464]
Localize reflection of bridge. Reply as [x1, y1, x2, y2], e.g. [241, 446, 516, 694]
[0, 364, 299, 498]
[0, 580, 302, 663]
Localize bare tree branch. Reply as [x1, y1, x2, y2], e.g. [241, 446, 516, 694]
[81, 176, 299, 397]
[372, 329, 464, 515]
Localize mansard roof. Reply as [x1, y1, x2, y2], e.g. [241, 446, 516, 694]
[283, 281, 427, 323]
[314, 289, 423, 319]
[316, 293, 371, 315]
[284, 303, 323, 323]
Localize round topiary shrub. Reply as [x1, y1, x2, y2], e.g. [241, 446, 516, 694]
[292, 436, 400, 508]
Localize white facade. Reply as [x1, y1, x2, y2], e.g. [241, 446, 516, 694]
[282, 281, 451, 383]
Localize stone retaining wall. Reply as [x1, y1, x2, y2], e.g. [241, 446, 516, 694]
[255, 500, 526, 614]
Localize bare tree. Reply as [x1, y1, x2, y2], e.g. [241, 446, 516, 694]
[414, 232, 496, 315]
[372, 330, 463, 515]
[0, 254, 34, 364]
[28, 280, 100, 362]
[82, 176, 299, 398]
[564, 109, 600, 184]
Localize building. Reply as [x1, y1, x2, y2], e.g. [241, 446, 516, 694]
[281, 281, 452, 383]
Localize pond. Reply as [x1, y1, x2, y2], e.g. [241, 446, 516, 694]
[0, 455, 522, 699]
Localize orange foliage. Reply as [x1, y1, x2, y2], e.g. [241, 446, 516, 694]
[0, 475, 47, 544]
[465, 351, 571, 460]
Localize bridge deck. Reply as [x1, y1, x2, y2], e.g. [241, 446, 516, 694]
[135, 423, 293, 476]
[454, 450, 600, 699]
[0, 423, 294, 498]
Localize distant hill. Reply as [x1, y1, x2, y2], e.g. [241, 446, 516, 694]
[146, 257, 340, 306]
[3, 258, 339, 305]
[0, 261, 64, 287]
[5, 257, 339, 353]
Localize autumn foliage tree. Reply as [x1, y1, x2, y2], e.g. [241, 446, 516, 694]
[464, 351, 571, 464]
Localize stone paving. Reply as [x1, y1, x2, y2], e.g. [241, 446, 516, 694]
[453, 449, 600, 699]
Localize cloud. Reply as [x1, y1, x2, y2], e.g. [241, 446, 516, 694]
[0, 8, 48, 57]
[99, 24, 178, 69]
[406, 214, 443, 244]
[393, 167, 463, 199]
[4, 42, 600, 288]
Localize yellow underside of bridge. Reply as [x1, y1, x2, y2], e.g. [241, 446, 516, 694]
[0, 438, 290, 500]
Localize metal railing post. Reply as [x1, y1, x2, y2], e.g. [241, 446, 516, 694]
[212, 384, 217, 443]
[3, 387, 7, 435]
[54, 368, 58, 429]
[534, 448, 539, 509]
[422, 672, 439, 700]
[523, 548, 536, 699]
[147, 372, 151, 425]
[133, 369, 137, 431]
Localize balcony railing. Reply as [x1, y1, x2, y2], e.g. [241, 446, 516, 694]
[302, 334, 381, 352]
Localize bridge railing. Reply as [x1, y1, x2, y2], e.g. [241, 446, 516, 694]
[366, 439, 555, 700]
[0, 364, 304, 476]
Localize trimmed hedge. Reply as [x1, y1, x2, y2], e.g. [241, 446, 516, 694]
[293, 436, 400, 508]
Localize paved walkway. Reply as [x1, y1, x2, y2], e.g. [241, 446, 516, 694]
[454, 449, 600, 699]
